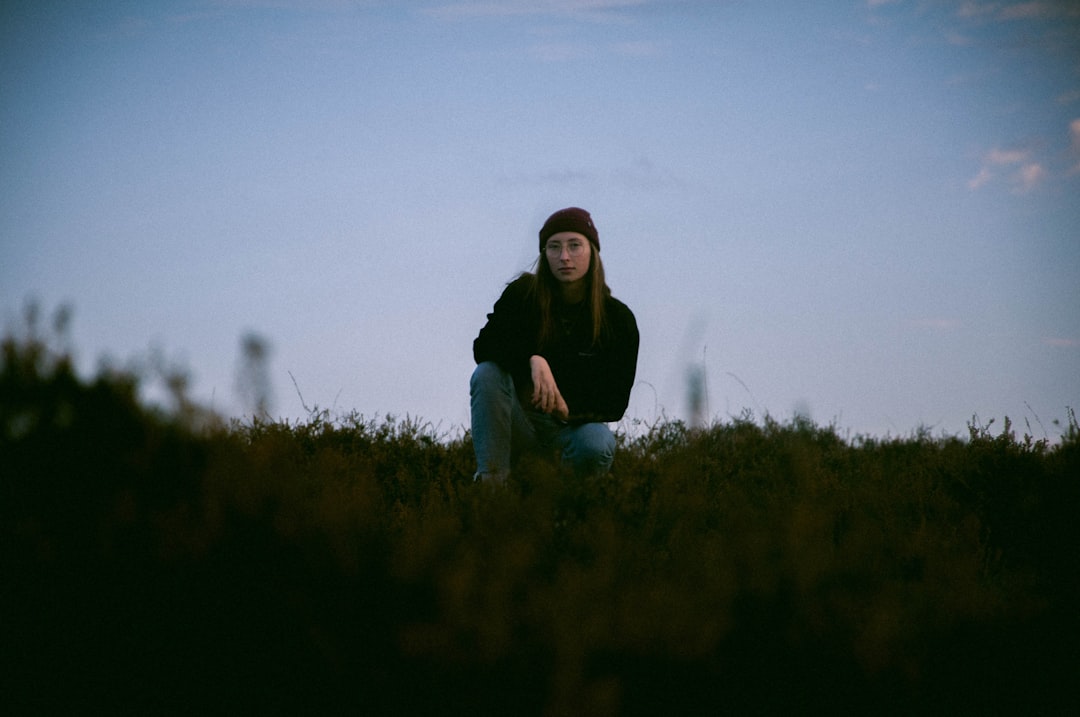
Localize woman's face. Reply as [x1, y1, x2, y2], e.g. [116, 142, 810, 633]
[543, 231, 592, 286]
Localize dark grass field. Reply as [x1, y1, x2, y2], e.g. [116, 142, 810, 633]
[3, 327, 1079, 715]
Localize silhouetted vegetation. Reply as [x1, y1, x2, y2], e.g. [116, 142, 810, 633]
[3, 314, 1078, 715]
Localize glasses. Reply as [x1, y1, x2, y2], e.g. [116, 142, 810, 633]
[544, 240, 588, 257]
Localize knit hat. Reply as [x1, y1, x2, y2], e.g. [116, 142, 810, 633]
[539, 207, 599, 252]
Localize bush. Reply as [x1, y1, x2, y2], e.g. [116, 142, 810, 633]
[2, 324, 1077, 715]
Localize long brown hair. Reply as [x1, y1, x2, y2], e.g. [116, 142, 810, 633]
[525, 240, 611, 349]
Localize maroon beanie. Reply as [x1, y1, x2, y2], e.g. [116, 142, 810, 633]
[538, 207, 599, 252]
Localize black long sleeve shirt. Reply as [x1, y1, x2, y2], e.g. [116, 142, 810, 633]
[473, 275, 639, 424]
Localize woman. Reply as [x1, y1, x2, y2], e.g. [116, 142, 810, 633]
[471, 207, 639, 482]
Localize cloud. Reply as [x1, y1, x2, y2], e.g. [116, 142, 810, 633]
[957, 1, 999, 19]
[946, 30, 975, 46]
[1058, 89, 1080, 106]
[423, 0, 652, 20]
[967, 148, 1027, 190]
[1070, 118, 1080, 174]
[973, 120, 1080, 188]
[953, 0, 1080, 64]
[999, 1, 1058, 20]
[987, 147, 1029, 165]
[970, 118, 1080, 188]
[527, 38, 663, 62]
[1016, 162, 1045, 192]
[1043, 337, 1080, 347]
[968, 146, 1048, 192]
[906, 318, 961, 332]
[499, 168, 593, 186]
[612, 156, 684, 190]
[499, 157, 683, 190]
[967, 166, 995, 190]
[530, 41, 592, 61]
[209, 0, 377, 10]
[611, 40, 664, 57]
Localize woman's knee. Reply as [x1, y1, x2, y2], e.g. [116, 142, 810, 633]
[579, 423, 616, 454]
[470, 361, 512, 394]
[562, 423, 615, 474]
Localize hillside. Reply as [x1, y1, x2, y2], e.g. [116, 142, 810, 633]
[3, 325, 1078, 715]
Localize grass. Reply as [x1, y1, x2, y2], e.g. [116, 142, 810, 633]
[3, 318, 1079, 715]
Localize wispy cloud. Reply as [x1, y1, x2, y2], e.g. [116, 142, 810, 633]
[957, 1, 999, 19]
[907, 318, 961, 332]
[530, 42, 592, 61]
[498, 157, 683, 190]
[423, 0, 652, 20]
[612, 156, 684, 190]
[499, 168, 594, 187]
[1043, 337, 1080, 347]
[999, 1, 1060, 20]
[1058, 89, 1080, 106]
[967, 165, 995, 190]
[968, 147, 1027, 190]
[1070, 118, 1080, 174]
[957, 0, 1080, 22]
[209, 0, 378, 10]
[968, 146, 1047, 193]
[1016, 162, 1046, 192]
[952, 0, 1080, 67]
[611, 40, 665, 57]
[526, 38, 663, 62]
[945, 30, 975, 46]
[971, 119, 1080, 189]
[988, 148, 1029, 165]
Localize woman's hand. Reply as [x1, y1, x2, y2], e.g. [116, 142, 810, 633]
[530, 355, 569, 420]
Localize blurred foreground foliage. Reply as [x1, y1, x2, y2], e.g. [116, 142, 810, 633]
[2, 319, 1079, 715]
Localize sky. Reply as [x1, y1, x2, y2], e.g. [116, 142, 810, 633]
[2, 0, 1078, 442]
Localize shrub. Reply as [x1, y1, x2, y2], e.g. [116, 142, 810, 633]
[2, 323, 1077, 715]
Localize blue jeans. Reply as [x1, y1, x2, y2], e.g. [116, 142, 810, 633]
[470, 361, 616, 482]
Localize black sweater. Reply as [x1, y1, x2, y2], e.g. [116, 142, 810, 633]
[473, 275, 639, 424]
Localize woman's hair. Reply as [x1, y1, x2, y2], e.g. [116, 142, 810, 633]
[524, 239, 611, 348]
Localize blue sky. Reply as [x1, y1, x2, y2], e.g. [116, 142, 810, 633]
[3, 0, 1078, 441]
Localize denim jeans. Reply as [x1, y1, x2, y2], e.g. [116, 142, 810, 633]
[470, 361, 616, 482]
